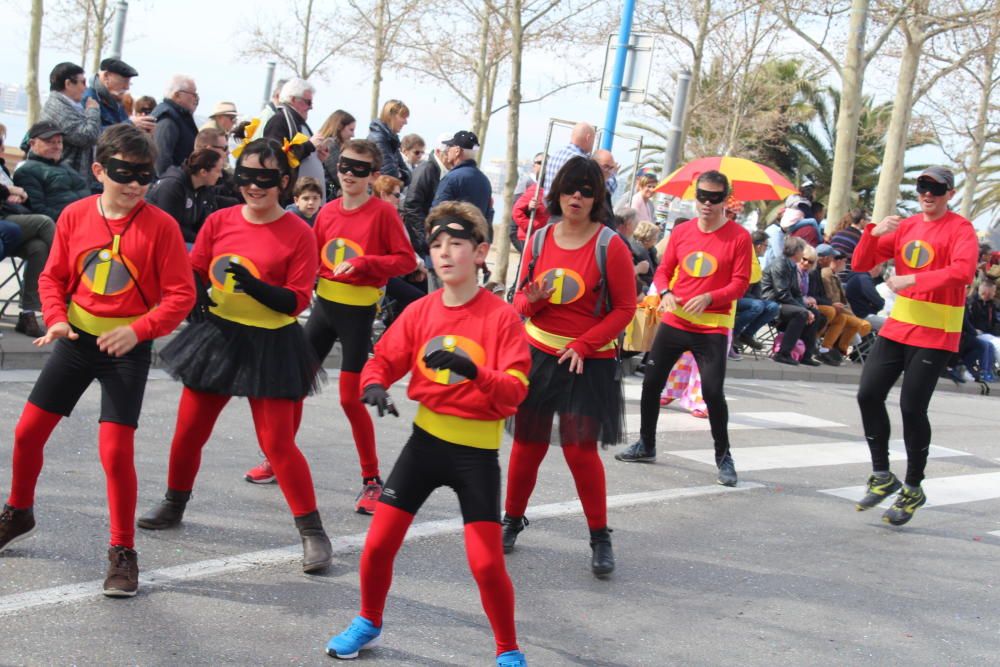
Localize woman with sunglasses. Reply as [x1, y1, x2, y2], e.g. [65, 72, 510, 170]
[503, 156, 636, 576]
[851, 166, 978, 526]
[138, 137, 335, 573]
[0, 124, 195, 597]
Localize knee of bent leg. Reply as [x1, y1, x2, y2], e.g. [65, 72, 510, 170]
[468, 547, 507, 585]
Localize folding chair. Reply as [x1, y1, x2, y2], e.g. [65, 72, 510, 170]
[850, 332, 876, 364]
[0, 256, 24, 318]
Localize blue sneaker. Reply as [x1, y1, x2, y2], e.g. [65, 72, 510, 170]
[326, 616, 382, 659]
[496, 650, 528, 666]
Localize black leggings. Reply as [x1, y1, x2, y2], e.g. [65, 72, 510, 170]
[639, 323, 730, 461]
[303, 297, 376, 373]
[857, 336, 950, 487]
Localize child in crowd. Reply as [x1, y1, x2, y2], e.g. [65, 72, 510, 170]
[286, 176, 323, 226]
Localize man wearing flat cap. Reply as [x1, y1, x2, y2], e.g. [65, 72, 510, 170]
[431, 130, 494, 231]
[82, 58, 154, 134]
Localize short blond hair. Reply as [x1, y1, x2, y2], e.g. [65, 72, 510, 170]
[802, 244, 818, 261]
[633, 221, 659, 245]
[425, 201, 489, 244]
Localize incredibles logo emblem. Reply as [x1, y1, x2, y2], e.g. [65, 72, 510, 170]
[681, 251, 718, 278]
[322, 237, 365, 270]
[418, 335, 486, 385]
[209, 254, 262, 293]
[77, 247, 138, 296]
[900, 240, 934, 269]
[537, 268, 586, 305]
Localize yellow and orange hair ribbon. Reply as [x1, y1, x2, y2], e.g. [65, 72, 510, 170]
[231, 118, 261, 159]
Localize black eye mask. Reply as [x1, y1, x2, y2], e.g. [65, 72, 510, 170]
[235, 165, 283, 190]
[428, 216, 480, 244]
[915, 178, 948, 197]
[695, 188, 727, 205]
[337, 156, 374, 178]
[105, 157, 155, 186]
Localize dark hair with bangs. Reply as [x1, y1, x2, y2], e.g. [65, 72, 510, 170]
[95, 123, 157, 166]
[546, 156, 608, 222]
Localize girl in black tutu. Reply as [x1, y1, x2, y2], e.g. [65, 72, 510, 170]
[503, 156, 636, 577]
[137, 137, 334, 573]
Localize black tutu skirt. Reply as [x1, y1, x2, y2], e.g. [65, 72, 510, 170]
[510, 346, 625, 447]
[159, 314, 324, 399]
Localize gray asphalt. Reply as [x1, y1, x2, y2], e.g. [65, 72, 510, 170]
[0, 371, 998, 666]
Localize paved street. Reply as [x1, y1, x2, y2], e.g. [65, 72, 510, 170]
[1, 369, 998, 666]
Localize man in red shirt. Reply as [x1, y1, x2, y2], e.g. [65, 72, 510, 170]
[616, 170, 751, 487]
[852, 166, 978, 525]
[0, 124, 195, 596]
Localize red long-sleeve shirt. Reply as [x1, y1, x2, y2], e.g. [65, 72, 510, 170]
[361, 288, 531, 449]
[652, 219, 751, 335]
[190, 206, 318, 316]
[39, 195, 195, 340]
[513, 225, 636, 358]
[853, 211, 978, 351]
[313, 196, 417, 288]
[513, 183, 549, 241]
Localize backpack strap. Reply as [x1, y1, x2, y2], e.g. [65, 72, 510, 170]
[518, 224, 552, 290]
[592, 226, 617, 317]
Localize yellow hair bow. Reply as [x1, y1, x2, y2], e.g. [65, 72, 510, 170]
[282, 133, 309, 168]
[231, 118, 261, 159]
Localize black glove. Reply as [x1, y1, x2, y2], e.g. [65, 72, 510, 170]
[188, 272, 217, 323]
[423, 349, 478, 381]
[225, 262, 297, 315]
[361, 384, 399, 417]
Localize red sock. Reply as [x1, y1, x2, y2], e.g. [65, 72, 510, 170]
[249, 398, 317, 516]
[340, 371, 379, 479]
[503, 439, 548, 518]
[359, 503, 413, 627]
[7, 402, 62, 508]
[99, 421, 137, 548]
[464, 521, 519, 655]
[562, 441, 607, 530]
[166, 388, 230, 491]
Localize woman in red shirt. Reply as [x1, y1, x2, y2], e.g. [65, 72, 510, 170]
[138, 137, 334, 572]
[504, 156, 636, 577]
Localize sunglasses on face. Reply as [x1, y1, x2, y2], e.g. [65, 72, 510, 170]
[915, 178, 949, 197]
[561, 181, 596, 198]
[337, 156, 374, 178]
[695, 188, 727, 205]
[234, 165, 282, 189]
[298, 97, 314, 109]
[105, 157, 155, 186]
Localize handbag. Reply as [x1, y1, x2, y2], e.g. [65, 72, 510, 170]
[623, 298, 659, 353]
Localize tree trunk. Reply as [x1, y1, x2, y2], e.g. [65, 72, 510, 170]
[81, 0, 93, 65]
[300, 0, 313, 78]
[27, 0, 44, 126]
[471, 9, 490, 141]
[369, 0, 386, 121]
[678, 0, 710, 162]
[871, 14, 923, 222]
[494, 0, 523, 288]
[960, 38, 995, 220]
[91, 0, 108, 73]
[826, 0, 869, 228]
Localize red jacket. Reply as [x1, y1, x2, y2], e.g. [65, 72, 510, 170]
[513, 183, 549, 241]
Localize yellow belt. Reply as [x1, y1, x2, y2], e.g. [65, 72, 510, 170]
[208, 288, 295, 329]
[316, 277, 380, 306]
[414, 404, 504, 450]
[524, 320, 617, 352]
[669, 302, 736, 329]
[67, 301, 141, 336]
[889, 295, 963, 333]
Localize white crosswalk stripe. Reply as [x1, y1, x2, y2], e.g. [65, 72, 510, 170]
[625, 411, 845, 434]
[665, 441, 970, 471]
[820, 472, 1000, 508]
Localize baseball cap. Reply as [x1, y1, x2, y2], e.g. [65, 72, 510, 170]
[917, 166, 954, 190]
[99, 58, 139, 78]
[443, 130, 479, 150]
[28, 120, 64, 140]
[816, 243, 837, 258]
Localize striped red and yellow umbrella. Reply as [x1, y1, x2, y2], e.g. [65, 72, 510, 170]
[654, 156, 798, 202]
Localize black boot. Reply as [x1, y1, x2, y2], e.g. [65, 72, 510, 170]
[137, 489, 190, 530]
[501, 514, 528, 554]
[589, 527, 615, 577]
[295, 510, 333, 573]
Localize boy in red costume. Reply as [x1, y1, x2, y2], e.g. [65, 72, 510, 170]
[852, 166, 978, 525]
[244, 140, 415, 514]
[325, 201, 530, 667]
[0, 124, 195, 596]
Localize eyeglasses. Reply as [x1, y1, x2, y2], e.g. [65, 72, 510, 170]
[800, 259, 816, 267]
[411, 150, 425, 157]
[298, 97, 314, 109]
[179, 89, 199, 100]
[533, 160, 543, 165]
[390, 191, 401, 199]
[72, 77, 87, 85]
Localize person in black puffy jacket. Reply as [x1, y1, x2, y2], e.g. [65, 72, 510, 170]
[366, 99, 411, 187]
[145, 148, 223, 245]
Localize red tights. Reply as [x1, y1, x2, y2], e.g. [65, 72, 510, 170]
[166, 387, 316, 516]
[358, 504, 518, 655]
[8, 402, 138, 547]
[339, 371, 379, 479]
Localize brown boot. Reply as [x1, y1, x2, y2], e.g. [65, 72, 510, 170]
[103, 546, 139, 597]
[137, 489, 190, 530]
[0, 504, 36, 553]
[14, 311, 44, 338]
[294, 510, 333, 573]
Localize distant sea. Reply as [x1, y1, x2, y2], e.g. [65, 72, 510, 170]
[0, 111, 28, 147]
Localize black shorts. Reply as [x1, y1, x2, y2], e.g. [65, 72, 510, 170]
[304, 297, 376, 373]
[28, 331, 153, 427]
[379, 426, 500, 524]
